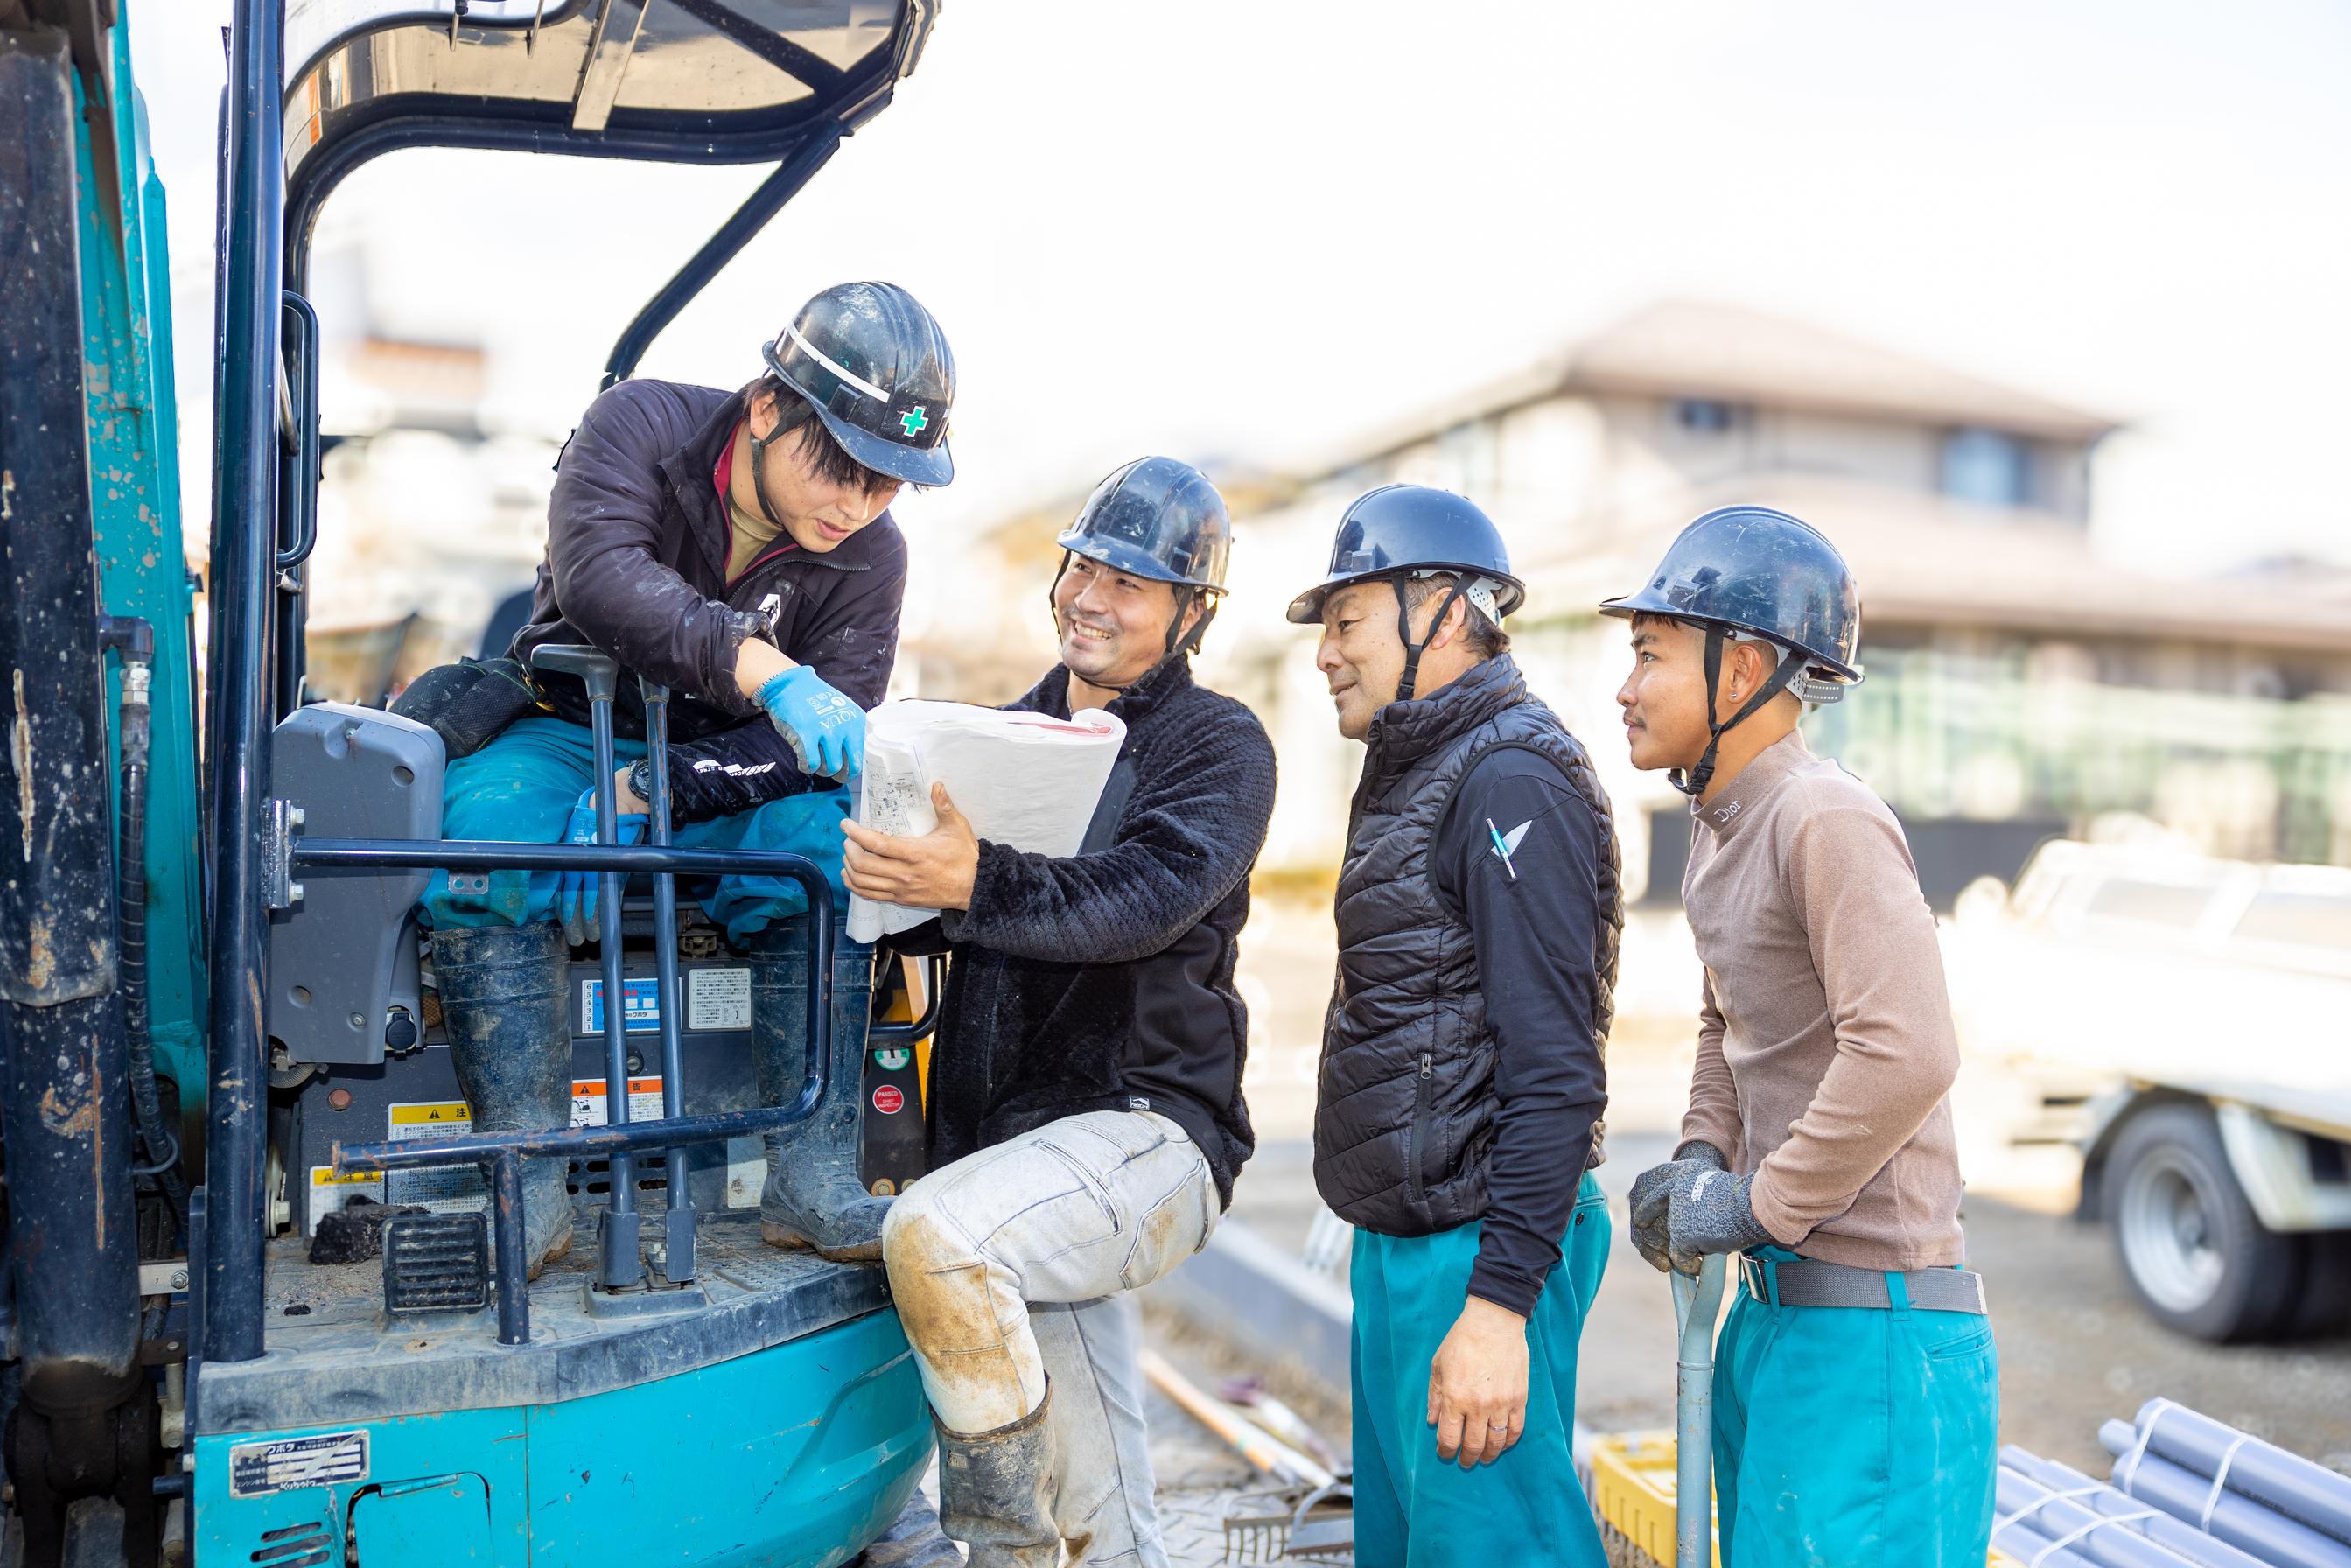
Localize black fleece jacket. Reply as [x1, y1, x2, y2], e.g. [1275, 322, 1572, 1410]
[903, 658, 1277, 1205]
[514, 378, 907, 822]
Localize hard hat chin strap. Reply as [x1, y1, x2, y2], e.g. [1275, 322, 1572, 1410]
[1669, 623, 1802, 800]
[1392, 577, 1467, 704]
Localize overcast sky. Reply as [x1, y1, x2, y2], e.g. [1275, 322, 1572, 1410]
[136, 2, 2351, 578]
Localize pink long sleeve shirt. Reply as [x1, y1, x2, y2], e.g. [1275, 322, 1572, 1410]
[1679, 730, 1966, 1272]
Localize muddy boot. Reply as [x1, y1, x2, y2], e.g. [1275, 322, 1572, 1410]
[935, 1394, 1060, 1568]
[434, 921, 575, 1279]
[746, 915, 888, 1259]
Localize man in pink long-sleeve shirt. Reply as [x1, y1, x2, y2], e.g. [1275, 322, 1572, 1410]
[1603, 507, 1998, 1568]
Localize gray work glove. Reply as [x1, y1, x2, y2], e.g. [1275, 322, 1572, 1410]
[1627, 1140, 1728, 1274]
[1663, 1164, 1774, 1277]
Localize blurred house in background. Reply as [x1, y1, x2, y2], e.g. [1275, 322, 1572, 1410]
[297, 243, 560, 704]
[956, 301, 2351, 900]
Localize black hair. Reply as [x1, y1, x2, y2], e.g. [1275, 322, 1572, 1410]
[1404, 573, 1509, 658]
[750, 375, 899, 496]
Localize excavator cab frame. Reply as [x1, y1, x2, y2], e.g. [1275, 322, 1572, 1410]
[1, 0, 941, 1561]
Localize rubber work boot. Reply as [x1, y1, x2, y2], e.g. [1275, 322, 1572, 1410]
[935, 1392, 1060, 1568]
[433, 921, 575, 1280]
[745, 915, 888, 1259]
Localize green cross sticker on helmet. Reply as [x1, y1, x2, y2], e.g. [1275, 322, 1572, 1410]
[900, 406, 927, 438]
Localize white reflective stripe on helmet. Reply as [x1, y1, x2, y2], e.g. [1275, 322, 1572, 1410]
[781, 322, 889, 403]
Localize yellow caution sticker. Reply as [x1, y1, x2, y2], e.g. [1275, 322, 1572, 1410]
[384, 1100, 485, 1214]
[305, 1165, 385, 1231]
[388, 1101, 472, 1128]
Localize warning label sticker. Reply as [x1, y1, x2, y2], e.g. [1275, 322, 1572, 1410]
[688, 966, 752, 1031]
[384, 1101, 485, 1214]
[571, 1076, 663, 1126]
[582, 976, 662, 1034]
[307, 1166, 385, 1231]
[228, 1430, 369, 1498]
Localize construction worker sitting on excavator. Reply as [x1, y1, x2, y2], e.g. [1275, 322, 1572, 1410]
[1607, 507, 1998, 1568]
[1291, 486, 1623, 1568]
[839, 458, 1276, 1568]
[397, 281, 955, 1281]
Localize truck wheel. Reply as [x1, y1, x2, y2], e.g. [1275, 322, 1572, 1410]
[2107, 1104, 2299, 1342]
[2286, 1231, 2351, 1340]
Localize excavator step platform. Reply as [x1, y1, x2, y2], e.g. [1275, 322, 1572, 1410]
[193, 1200, 892, 1436]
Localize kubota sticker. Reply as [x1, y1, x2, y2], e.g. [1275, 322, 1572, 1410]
[228, 1430, 369, 1498]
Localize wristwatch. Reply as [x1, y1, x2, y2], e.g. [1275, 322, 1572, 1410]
[626, 756, 656, 808]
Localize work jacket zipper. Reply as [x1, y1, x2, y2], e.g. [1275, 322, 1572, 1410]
[1406, 1052, 1434, 1206]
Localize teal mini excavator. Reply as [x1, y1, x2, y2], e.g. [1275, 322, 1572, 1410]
[0, 2, 951, 1562]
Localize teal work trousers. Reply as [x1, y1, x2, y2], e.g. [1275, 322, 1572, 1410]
[1713, 1246, 1999, 1568]
[1350, 1172, 1611, 1568]
[419, 718, 850, 944]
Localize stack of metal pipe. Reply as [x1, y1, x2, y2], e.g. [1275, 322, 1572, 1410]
[2098, 1400, 2351, 1568]
[1995, 1446, 2271, 1568]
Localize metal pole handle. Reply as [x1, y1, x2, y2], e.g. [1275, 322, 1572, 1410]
[528, 643, 642, 1286]
[640, 676, 697, 1284]
[1671, 1253, 1728, 1568]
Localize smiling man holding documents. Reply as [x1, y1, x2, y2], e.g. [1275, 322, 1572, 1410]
[843, 458, 1276, 1568]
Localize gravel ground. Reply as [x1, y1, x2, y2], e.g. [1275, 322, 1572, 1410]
[1117, 900, 2351, 1563]
[1210, 1134, 2351, 1482]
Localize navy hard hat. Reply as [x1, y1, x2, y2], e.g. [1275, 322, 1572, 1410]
[1284, 484, 1526, 625]
[1058, 457, 1232, 593]
[762, 281, 955, 487]
[1599, 506, 1862, 692]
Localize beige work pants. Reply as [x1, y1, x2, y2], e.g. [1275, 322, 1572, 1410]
[883, 1110, 1218, 1566]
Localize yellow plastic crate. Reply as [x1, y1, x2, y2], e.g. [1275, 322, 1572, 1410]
[1586, 1431, 1715, 1568]
[1584, 1431, 2024, 1568]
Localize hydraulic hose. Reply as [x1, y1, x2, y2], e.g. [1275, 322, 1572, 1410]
[105, 622, 189, 1243]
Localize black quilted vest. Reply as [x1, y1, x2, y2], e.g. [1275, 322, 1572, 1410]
[1312, 654, 1622, 1236]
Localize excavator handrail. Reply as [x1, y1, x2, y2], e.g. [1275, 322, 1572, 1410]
[299, 833, 837, 1346]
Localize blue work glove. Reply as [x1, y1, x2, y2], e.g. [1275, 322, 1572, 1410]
[1628, 1140, 1727, 1274]
[1662, 1163, 1774, 1277]
[556, 786, 646, 947]
[756, 665, 865, 783]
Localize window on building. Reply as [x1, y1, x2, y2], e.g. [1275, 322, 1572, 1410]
[1941, 427, 2028, 507]
[1675, 398, 1736, 433]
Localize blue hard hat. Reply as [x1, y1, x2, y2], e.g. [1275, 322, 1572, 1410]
[1057, 457, 1231, 593]
[1599, 506, 1863, 693]
[1285, 485, 1526, 625]
[763, 281, 955, 487]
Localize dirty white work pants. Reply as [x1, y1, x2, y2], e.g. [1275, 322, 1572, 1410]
[883, 1110, 1219, 1568]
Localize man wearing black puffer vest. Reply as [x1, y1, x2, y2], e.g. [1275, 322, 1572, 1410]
[841, 458, 1276, 1568]
[1291, 486, 1622, 1568]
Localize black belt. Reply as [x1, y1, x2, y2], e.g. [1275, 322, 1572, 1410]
[1738, 1253, 1987, 1315]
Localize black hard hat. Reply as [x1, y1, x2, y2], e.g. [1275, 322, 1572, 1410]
[1057, 457, 1232, 594]
[1284, 484, 1526, 626]
[762, 281, 955, 487]
[1598, 506, 1862, 692]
